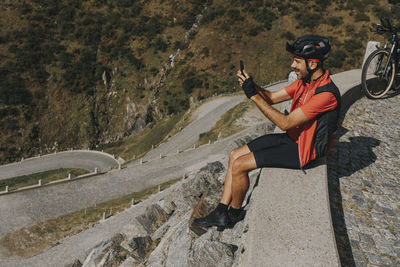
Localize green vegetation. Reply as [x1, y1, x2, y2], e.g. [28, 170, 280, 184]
[0, 177, 181, 258]
[102, 112, 185, 161]
[0, 168, 88, 191]
[0, 0, 398, 164]
[197, 99, 251, 146]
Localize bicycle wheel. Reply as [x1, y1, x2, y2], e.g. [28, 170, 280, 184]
[361, 49, 395, 99]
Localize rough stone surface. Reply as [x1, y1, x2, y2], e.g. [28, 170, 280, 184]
[181, 161, 225, 211]
[137, 205, 169, 234]
[189, 231, 237, 267]
[65, 259, 83, 267]
[67, 160, 246, 267]
[81, 240, 113, 267]
[328, 93, 400, 266]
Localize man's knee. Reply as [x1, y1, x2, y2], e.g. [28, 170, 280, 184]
[231, 157, 248, 177]
[229, 145, 249, 162]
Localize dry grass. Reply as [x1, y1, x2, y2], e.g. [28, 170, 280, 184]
[196, 99, 251, 146]
[0, 168, 88, 192]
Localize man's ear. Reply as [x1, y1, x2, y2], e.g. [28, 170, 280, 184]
[308, 60, 318, 71]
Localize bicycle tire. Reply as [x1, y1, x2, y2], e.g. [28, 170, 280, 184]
[361, 49, 395, 99]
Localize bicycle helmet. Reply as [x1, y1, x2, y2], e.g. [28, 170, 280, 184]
[286, 34, 331, 62]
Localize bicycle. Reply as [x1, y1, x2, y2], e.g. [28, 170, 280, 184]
[361, 18, 400, 99]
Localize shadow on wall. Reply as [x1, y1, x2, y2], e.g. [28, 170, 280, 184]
[327, 126, 380, 266]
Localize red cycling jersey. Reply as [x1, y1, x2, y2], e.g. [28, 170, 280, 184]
[284, 70, 340, 167]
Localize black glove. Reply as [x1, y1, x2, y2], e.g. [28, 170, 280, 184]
[242, 76, 257, 99]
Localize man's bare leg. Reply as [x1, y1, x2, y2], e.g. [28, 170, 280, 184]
[193, 145, 253, 229]
[220, 145, 251, 205]
[230, 152, 257, 209]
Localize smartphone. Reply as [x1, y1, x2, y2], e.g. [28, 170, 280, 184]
[240, 60, 245, 76]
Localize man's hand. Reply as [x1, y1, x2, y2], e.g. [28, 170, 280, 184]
[237, 70, 257, 99]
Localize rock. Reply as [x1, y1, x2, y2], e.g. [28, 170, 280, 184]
[82, 234, 125, 267]
[189, 231, 237, 267]
[82, 240, 113, 267]
[146, 212, 192, 267]
[65, 259, 82, 267]
[128, 235, 157, 261]
[137, 204, 169, 234]
[288, 71, 297, 84]
[98, 249, 117, 267]
[120, 220, 148, 240]
[182, 161, 225, 210]
[157, 199, 177, 215]
[119, 256, 139, 267]
[165, 222, 191, 267]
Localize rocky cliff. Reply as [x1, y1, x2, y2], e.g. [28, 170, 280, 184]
[67, 152, 260, 266]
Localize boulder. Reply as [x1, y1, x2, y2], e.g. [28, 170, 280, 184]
[165, 221, 191, 267]
[189, 231, 238, 267]
[65, 259, 82, 267]
[182, 161, 225, 211]
[82, 240, 113, 267]
[137, 204, 169, 234]
[128, 235, 156, 260]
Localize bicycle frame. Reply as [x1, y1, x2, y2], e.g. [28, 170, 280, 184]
[377, 32, 399, 79]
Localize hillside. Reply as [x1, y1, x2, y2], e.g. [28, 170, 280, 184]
[0, 0, 397, 164]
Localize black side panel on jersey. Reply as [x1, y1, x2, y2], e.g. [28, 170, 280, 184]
[313, 82, 341, 158]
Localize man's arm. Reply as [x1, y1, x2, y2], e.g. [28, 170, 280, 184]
[254, 84, 292, 104]
[237, 70, 291, 104]
[250, 94, 309, 131]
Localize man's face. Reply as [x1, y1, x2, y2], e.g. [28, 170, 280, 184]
[290, 57, 309, 80]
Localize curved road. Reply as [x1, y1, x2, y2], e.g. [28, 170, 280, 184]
[0, 151, 119, 180]
[0, 96, 244, 181]
[142, 95, 244, 161]
[0, 93, 263, 238]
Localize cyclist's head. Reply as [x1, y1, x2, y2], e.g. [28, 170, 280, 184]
[286, 34, 331, 63]
[286, 35, 331, 80]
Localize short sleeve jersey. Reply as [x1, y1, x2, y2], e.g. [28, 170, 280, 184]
[284, 77, 338, 142]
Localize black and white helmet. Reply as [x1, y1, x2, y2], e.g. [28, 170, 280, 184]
[286, 35, 331, 62]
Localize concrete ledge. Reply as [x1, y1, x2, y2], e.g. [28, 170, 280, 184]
[242, 158, 340, 266]
[241, 69, 363, 266]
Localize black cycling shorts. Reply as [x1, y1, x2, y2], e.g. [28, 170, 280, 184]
[247, 133, 300, 169]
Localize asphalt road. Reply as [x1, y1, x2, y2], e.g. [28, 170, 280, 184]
[0, 93, 269, 238]
[142, 95, 244, 161]
[0, 151, 119, 180]
[0, 82, 288, 266]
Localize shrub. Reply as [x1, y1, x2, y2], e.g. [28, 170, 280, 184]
[325, 49, 347, 69]
[182, 11, 196, 30]
[150, 67, 159, 76]
[326, 16, 343, 27]
[227, 9, 243, 24]
[297, 13, 322, 29]
[202, 5, 225, 24]
[281, 31, 295, 40]
[201, 47, 209, 57]
[249, 27, 261, 36]
[355, 13, 370, 22]
[344, 39, 362, 53]
[345, 24, 355, 34]
[183, 77, 203, 94]
[20, 3, 32, 15]
[154, 38, 168, 52]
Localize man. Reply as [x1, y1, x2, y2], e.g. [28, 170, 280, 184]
[194, 35, 341, 230]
